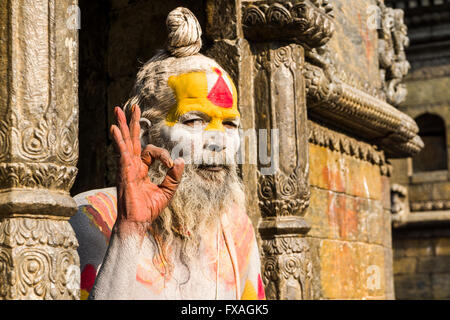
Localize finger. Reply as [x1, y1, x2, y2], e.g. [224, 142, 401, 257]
[129, 104, 142, 156]
[110, 125, 132, 168]
[141, 145, 174, 168]
[158, 158, 185, 200]
[115, 107, 133, 155]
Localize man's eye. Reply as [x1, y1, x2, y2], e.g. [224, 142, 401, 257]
[183, 119, 205, 127]
[223, 121, 238, 129]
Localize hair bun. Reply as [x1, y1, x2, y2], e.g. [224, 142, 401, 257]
[166, 7, 202, 58]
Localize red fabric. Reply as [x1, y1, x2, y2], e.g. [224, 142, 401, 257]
[258, 274, 265, 300]
[207, 68, 233, 109]
[81, 264, 97, 292]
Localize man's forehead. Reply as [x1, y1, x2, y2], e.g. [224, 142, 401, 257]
[168, 68, 236, 103]
[166, 67, 240, 124]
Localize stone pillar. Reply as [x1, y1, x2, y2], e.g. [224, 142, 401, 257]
[0, 0, 80, 300]
[205, 0, 334, 300]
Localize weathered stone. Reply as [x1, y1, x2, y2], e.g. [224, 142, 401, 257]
[417, 256, 450, 274]
[393, 257, 417, 275]
[389, 0, 450, 298]
[366, 200, 385, 245]
[319, 240, 387, 299]
[431, 273, 450, 300]
[394, 274, 432, 300]
[308, 143, 383, 201]
[404, 76, 450, 108]
[393, 238, 434, 258]
[436, 238, 450, 256]
[384, 246, 395, 300]
[0, 0, 80, 299]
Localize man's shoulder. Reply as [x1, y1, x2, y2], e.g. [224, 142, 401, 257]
[73, 187, 117, 206]
[71, 187, 118, 241]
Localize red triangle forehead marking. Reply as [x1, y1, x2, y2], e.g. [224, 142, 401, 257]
[208, 69, 233, 109]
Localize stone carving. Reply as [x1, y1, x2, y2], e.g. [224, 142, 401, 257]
[0, 163, 77, 191]
[0, 219, 79, 300]
[0, 120, 9, 162]
[391, 184, 409, 224]
[258, 169, 310, 217]
[304, 46, 422, 158]
[299, 1, 420, 158]
[410, 200, 450, 212]
[0, 92, 79, 168]
[242, 0, 335, 47]
[377, 0, 411, 106]
[0, 0, 80, 299]
[261, 237, 313, 300]
[251, 42, 312, 299]
[308, 121, 392, 176]
[253, 44, 310, 218]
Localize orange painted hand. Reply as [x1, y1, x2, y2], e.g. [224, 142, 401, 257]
[110, 105, 185, 236]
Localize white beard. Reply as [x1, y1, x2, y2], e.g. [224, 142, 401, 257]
[147, 159, 245, 268]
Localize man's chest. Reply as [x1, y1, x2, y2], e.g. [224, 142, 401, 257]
[132, 233, 239, 299]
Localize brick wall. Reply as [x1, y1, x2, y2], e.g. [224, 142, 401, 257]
[305, 142, 394, 299]
[394, 233, 450, 299]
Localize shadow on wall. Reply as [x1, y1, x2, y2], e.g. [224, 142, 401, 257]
[412, 113, 448, 174]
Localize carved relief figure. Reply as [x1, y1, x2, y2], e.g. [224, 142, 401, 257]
[377, 0, 411, 106]
[69, 7, 265, 300]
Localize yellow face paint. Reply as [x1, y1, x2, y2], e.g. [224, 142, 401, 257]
[166, 67, 240, 132]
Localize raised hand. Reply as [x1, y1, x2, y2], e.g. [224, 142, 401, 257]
[110, 105, 184, 237]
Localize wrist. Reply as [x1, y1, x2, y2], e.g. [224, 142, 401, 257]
[114, 219, 148, 240]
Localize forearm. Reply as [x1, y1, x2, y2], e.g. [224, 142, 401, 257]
[89, 221, 146, 300]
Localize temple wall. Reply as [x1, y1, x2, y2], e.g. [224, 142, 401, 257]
[393, 230, 450, 299]
[305, 126, 394, 299]
[390, 66, 450, 300]
[386, 0, 450, 300]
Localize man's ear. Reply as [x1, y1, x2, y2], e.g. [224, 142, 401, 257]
[139, 118, 152, 147]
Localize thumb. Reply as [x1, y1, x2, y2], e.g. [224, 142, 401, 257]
[158, 158, 185, 200]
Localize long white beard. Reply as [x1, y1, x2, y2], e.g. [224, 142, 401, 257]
[147, 160, 246, 268]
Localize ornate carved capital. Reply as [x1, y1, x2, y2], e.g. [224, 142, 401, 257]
[260, 236, 313, 300]
[242, 0, 335, 47]
[0, 218, 80, 300]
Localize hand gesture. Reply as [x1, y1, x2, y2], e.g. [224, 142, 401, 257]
[110, 105, 184, 236]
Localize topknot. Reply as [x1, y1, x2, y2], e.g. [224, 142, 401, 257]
[166, 7, 202, 58]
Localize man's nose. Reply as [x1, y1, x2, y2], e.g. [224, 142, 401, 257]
[203, 130, 227, 152]
[206, 143, 226, 152]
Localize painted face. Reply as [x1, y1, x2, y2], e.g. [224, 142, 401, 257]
[161, 67, 241, 167]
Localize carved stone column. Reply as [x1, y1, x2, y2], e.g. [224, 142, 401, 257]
[205, 0, 334, 300]
[0, 0, 80, 300]
[254, 43, 312, 300]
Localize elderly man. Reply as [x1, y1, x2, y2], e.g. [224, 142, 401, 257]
[70, 7, 265, 300]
